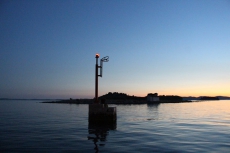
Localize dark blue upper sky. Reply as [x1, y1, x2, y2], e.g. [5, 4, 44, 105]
[1, 0, 230, 98]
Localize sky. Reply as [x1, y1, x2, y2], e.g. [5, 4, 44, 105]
[0, 0, 230, 99]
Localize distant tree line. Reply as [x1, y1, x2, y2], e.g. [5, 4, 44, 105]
[200, 96, 219, 100]
[159, 95, 183, 102]
[99, 92, 145, 100]
[99, 92, 185, 102]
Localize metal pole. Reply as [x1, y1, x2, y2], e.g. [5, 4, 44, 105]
[95, 54, 99, 103]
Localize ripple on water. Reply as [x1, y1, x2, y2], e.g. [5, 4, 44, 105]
[1, 101, 230, 152]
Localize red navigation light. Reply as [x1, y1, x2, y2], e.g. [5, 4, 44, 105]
[95, 53, 100, 58]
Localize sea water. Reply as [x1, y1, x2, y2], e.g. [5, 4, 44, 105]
[0, 100, 230, 152]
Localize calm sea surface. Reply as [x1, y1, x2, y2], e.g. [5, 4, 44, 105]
[0, 100, 230, 153]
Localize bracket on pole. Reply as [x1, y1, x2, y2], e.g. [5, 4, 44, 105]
[99, 56, 109, 77]
[95, 54, 109, 103]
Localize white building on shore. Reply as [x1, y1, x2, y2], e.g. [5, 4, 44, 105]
[147, 93, 159, 102]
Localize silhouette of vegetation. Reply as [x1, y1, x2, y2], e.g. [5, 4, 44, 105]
[159, 95, 183, 102]
[99, 92, 145, 100]
[200, 96, 219, 100]
[99, 92, 185, 102]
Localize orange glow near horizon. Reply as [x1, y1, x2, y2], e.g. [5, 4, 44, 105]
[128, 88, 230, 97]
[131, 92, 230, 98]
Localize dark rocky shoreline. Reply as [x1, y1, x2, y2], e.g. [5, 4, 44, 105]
[41, 93, 221, 104]
[42, 99, 192, 104]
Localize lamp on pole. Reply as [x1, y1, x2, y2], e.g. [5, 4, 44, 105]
[95, 54, 109, 103]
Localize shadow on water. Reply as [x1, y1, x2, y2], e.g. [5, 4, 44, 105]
[87, 122, 116, 153]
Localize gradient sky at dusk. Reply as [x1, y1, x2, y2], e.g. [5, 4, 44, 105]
[1, 0, 230, 98]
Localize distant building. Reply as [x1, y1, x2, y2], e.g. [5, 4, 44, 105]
[147, 93, 159, 102]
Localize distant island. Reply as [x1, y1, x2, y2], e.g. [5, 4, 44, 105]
[200, 96, 219, 100]
[41, 92, 227, 104]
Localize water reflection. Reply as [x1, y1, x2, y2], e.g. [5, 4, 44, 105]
[147, 103, 160, 120]
[147, 103, 160, 113]
[147, 103, 160, 110]
[88, 122, 116, 153]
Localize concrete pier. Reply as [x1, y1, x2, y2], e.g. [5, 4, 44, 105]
[88, 104, 117, 124]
